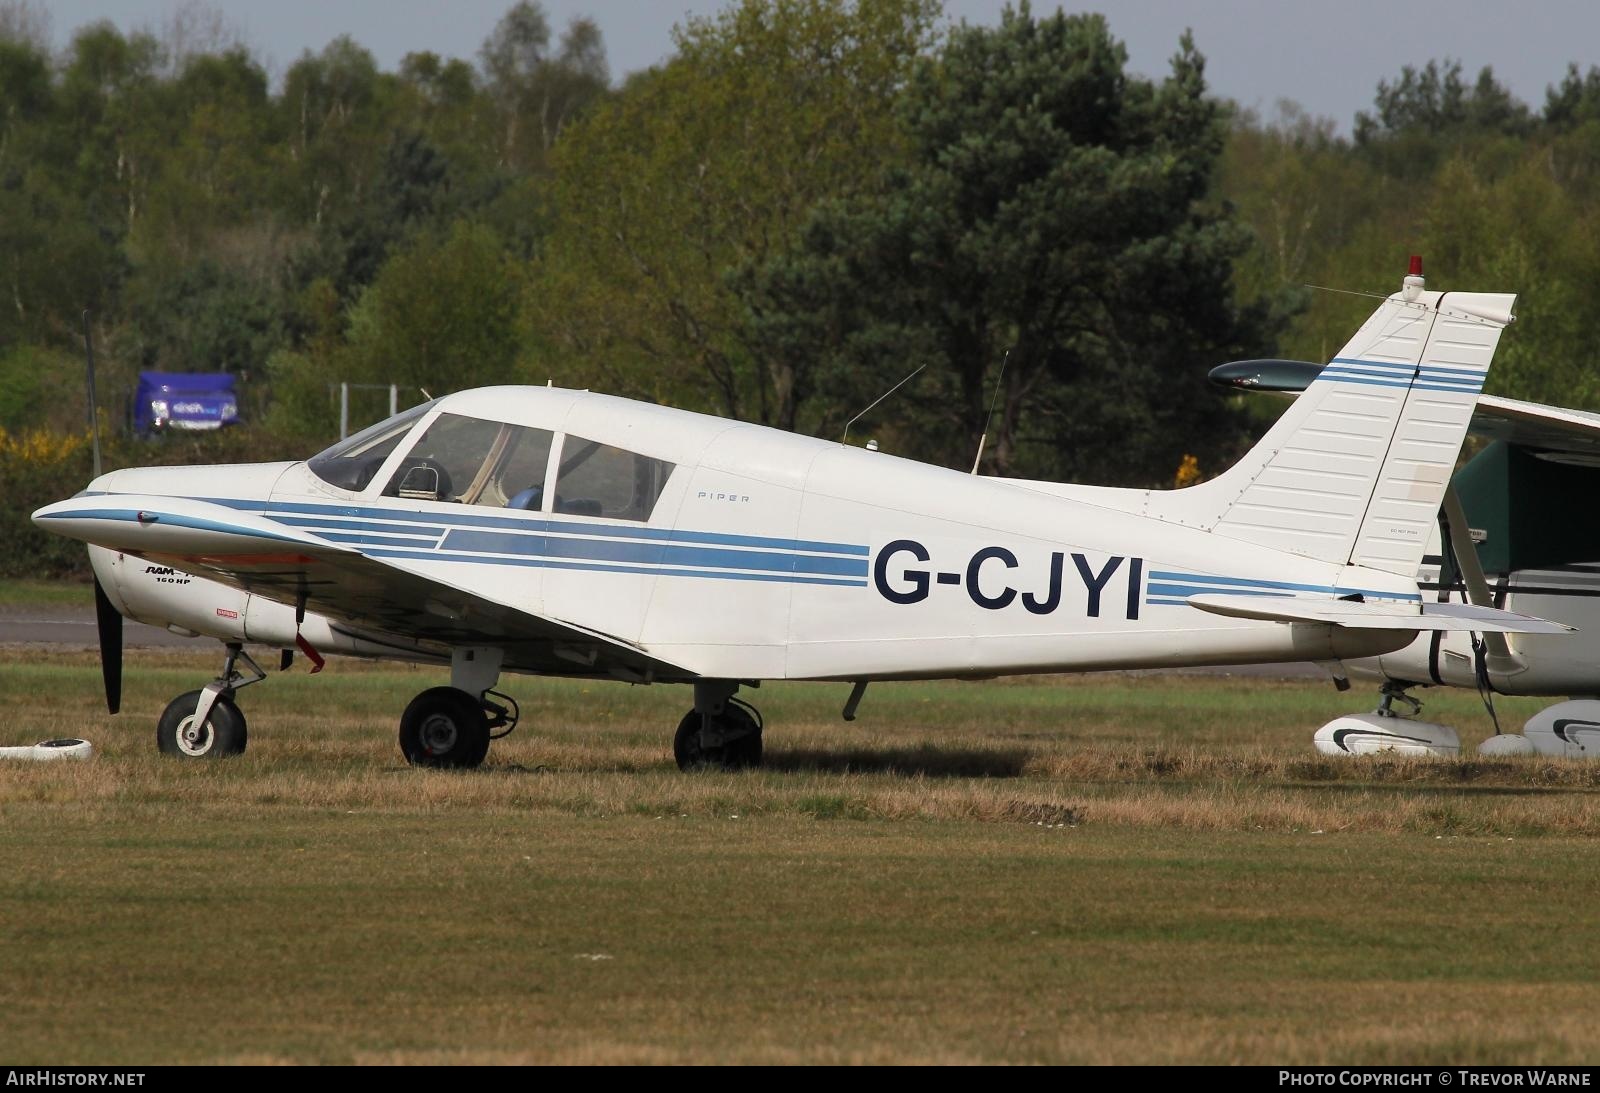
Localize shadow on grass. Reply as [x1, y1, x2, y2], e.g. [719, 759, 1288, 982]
[764, 745, 1031, 779]
[1279, 780, 1598, 799]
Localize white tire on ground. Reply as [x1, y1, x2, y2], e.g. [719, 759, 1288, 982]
[0, 739, 95, 761]
[1478, 733, 1537, 758]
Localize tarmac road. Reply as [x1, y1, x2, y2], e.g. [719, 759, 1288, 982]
[0, 603, 206, 650]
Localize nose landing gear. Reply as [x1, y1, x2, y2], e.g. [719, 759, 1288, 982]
[155, 643, 263, 758]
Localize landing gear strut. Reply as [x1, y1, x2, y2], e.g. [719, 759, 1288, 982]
[1374, 681, 1423, 719]
[155, 642, 263, 758]
[674, 681, 763, 771]
[397, 647, 515, 769]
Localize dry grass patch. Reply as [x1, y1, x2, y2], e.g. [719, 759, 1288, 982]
[3, 648, 1600, 1063]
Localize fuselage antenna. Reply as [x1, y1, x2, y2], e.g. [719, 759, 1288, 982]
[970, 348, 1011, 474]
[842, 363, 924, 447]
[81, 310, 103, 481]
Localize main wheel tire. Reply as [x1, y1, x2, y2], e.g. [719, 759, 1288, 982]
[156, 690, 248, 758]
[399, 686, 490, 768]
[673, 705, 763, 771]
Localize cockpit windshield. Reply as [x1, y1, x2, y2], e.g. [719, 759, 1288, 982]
[307, 400, 437, 491]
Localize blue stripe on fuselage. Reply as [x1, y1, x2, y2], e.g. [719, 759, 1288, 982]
[362, 547, 868, 586]
[441, 528, 869, 577]
[200, 496, 867, 557]
[1145, 569, 1421, 605]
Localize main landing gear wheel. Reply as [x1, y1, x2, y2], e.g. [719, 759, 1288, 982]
[674, 701, 763, 771]
[157, 689, 248, 758]
[399, 686, 491, 769]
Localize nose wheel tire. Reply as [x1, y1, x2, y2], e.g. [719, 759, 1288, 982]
[674, 704, 763, 771]
[399, 686, 491, 768]
[157, 689, 248, 758]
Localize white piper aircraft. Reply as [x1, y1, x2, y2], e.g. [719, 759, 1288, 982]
[1212, 344, 1600, 759]
[32, 263, 1574, 769]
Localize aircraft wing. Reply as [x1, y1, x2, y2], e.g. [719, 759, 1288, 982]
[32, 494, 695, 682]
[1188, 594, 1575, 634]
[1211, 360, 1600, 459]
[1469, 393, 1600, 460]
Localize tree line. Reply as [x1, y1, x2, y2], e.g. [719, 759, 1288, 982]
[6, 0, 1600, 493]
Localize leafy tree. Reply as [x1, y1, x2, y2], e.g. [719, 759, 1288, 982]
[1417, 153, 1600, 409]
[339, 219, 523, 395]
[479, 1, 609, 172]
[1356, 59, 1532, 141]
[739, 5, 1272, 483]
[0, 1, 50, 50]
[1353, 59, 1532, 180]
[306, 129, 458, 302]
[529, 0, 939, 426]
[0, 36, 119, 349]
[132, 46, 277, 263]
[279, 35, 394, 228]
[57, 22, 167, 233]
[119, 259, 286, 375]
[1545, 63, 1600, 130]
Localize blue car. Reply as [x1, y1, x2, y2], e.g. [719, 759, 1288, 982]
[134, 372, 240, 435]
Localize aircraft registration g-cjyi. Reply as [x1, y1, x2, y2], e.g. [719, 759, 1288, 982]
[31, 263, 1574, 769]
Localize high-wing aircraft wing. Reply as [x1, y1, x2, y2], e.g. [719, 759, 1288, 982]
[1469, 393, 1600, 460]
[1210, 359, 1600, 458]
[34, 494, 694, 683]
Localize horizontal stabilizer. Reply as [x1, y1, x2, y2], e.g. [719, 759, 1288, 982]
[1187, 594, 1575, 635]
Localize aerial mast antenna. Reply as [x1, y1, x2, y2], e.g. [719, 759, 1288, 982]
[81, 310, 103, 480]
[841, 363, 924, 447]
[970, 348, 1010, 475]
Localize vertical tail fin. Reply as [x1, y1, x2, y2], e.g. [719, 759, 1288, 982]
[1163, 264, 1515, 577]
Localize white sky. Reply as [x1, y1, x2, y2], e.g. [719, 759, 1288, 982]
[41, 0, 1600, 132]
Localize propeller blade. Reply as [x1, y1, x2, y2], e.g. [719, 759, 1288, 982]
[93, 576, 122, 714]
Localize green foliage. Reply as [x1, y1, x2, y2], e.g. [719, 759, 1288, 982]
[740, 7, 1271, 482]
[119, 259, 288, 375]
[341, 219, 524, 394]
[479, 1, 609, 171]
[15, 2, 1600, 488]
[528, 0, 940, 423]
[0, 344, 88, 432]
[1226, 57, 1600, 419]
[1357, 59, 1532, 143]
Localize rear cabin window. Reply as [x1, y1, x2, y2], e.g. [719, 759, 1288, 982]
[552, 435, 674, 522]
[384, 413, 555, 510]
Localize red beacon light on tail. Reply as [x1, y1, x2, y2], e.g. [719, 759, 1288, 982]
[1404, 253, 1425, 301]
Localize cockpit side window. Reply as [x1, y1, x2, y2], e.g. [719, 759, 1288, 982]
[384, 412, 556, 510]
[551, 434, 674, 522]
[307, 400, 436, 492]
[478, 424, 554, 510]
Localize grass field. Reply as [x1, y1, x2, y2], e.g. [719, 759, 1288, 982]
[0, 578, 95, 609]
[2, 648, 1599, 1064]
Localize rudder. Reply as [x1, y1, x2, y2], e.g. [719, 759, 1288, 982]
[1158, 264, 1515, 578]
